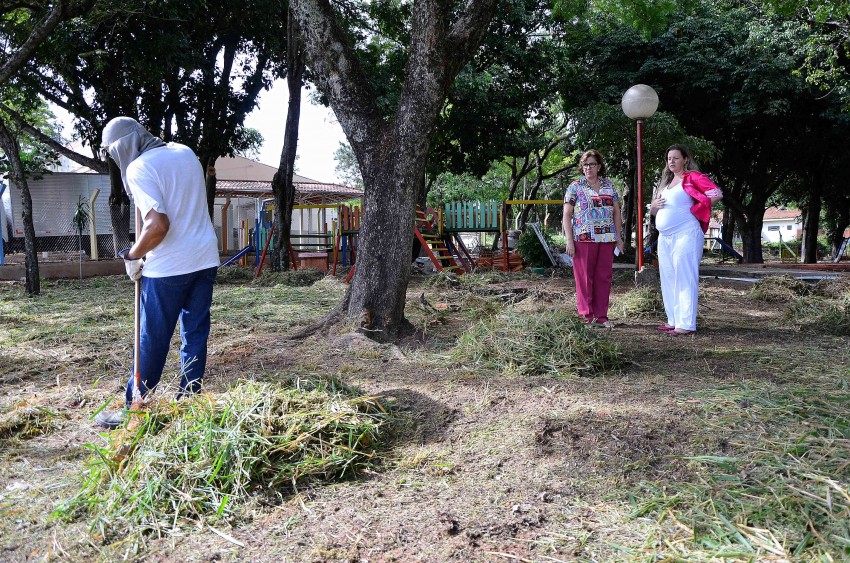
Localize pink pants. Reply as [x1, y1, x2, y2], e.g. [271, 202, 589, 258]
[573, 242, 615, 322]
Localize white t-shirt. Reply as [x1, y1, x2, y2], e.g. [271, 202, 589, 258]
[655, 182, 699, 235]
[126, 143, 220, 277]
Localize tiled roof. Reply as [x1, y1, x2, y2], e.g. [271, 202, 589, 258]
[763, 207, 801, 221]
[215, 180, 362, 204]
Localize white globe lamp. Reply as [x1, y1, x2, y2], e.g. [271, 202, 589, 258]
[621, 84, 659, 270]
[621, 84, 659, 120]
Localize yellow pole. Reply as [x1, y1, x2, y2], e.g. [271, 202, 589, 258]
[221, 196, 231, 253]
[88, 189, 100, 260]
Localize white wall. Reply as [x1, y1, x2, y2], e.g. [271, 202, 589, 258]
[8, 173, 134, 237]
[762, 220, 800, 243]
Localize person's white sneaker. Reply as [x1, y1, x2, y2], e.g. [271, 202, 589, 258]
[94, 410, 126, 430]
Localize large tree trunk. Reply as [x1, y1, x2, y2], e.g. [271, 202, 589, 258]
[350, 143, 423, 340]
[825, 197, 850, 258]
[271, 12, 305, 272]
[290, 0, 497, 341]
[724, 191, 767, 264]
[203, 158, 217, 220]
[800, 195, 821, 264]
[739, 204, 766, 264]
[107, 158, 131, 255]
[721, 204, 735, 249]
[0, 117, 39, 295]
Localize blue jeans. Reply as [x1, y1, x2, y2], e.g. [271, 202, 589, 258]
[125, 267, 217, 407]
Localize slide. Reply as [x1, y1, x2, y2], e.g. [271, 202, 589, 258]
[221, 245, 254, 267]
[710, 238, 743, 262]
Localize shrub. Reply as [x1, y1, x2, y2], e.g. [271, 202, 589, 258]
[516, 228, 556, 268]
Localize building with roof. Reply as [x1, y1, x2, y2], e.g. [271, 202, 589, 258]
[1, 153, 361, 258]
[211, 156, 362, 254]
[712, 207, 803, 244]
[761, 207, 802, 243]
[212, 156, 362, 204]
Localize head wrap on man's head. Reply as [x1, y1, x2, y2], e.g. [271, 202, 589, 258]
[102, 117, 166, 192]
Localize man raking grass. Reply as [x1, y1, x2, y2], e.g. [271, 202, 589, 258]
[96, 117, 220, 429]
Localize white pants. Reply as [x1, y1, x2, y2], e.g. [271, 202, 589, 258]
[658, 222, 703, 331]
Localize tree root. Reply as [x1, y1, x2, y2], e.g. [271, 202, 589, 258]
[284, 287, 418, 344]
[285, 290, 352, 341]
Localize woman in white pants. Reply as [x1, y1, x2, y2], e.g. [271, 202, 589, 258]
[650, 145, 723, 335]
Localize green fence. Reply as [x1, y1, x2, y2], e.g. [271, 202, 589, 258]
[443, 200, 501, 232]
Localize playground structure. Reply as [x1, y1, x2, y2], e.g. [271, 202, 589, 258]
[221, 200, 337, 274]
[226, 198, 567, 277]
[223, 196, 825, 279]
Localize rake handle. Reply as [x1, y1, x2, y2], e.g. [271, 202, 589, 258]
[132, 208, 142, 407]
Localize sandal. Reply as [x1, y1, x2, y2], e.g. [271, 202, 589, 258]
[656, 325, 675, 332]
[671, 329, 696, 335]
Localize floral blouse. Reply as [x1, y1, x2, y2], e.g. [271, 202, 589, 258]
[564, 177, 620, 243]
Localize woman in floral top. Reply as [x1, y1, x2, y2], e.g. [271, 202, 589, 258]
[562, 149, 625, 328]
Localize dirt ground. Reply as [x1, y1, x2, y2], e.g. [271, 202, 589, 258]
[1, 269, 848, 562]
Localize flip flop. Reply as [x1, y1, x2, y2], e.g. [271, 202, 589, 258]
[671, 329, 696, 335]
[656, 325, 674, 332]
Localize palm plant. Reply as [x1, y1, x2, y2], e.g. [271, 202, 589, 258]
[71, 195, 90, 283]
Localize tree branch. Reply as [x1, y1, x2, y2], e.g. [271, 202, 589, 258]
[444, 0, 499, 79]
[0, 1, 68, 85]
[0, 0, 93, 85]
[2, 103, 107, 173]
[289, 0, 384, 151]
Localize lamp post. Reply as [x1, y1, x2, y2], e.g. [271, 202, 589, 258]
[621, 84, 658, 270]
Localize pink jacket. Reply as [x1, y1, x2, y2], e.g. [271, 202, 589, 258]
[682, 171, 721, 233]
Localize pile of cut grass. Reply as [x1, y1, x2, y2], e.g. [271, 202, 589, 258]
[0, 402, 63, 442]
[812, 277, 850, 299]
[784, 295, 850, 336]
[614, 285, 664, 319]
[629, 382, 850, 560]
[749, 275, 811, 302]
[424, 270, 514, 291]
[453, 310, 623, 377]
[214, 265, 255, 283]
[54, 379, 387, 542]
[252, 268, 326, 287]
[423, 270, 463, 289]
[460, 270, 512, 287]
[216, 266, 325, 287]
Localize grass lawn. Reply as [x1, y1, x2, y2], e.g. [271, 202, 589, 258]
[1, 268, 848, 561]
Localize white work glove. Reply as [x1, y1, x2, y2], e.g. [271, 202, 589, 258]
[117, 248, 144, 281]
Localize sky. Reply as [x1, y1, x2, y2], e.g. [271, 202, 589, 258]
[244, 80, 347, 183]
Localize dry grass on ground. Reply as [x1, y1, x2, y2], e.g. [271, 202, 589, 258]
[1, 268, 849, 562]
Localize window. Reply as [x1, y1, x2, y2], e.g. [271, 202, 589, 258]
[787, 225, 793, 230]
[768, 226, 780, 231]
